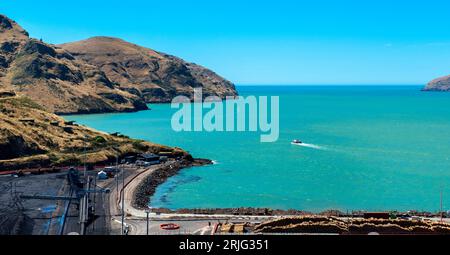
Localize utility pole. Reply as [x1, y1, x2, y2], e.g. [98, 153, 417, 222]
[115, 156, 119, 196]
[146, 210, 150, 235]
[82, 135, 88, 235]
[121, 164, 125, 235]
[91, 176, 97, 232]
[79, 190, 88, 235]
[92, 176, 97, 214]
[83, 135, 87, 178]
[146, 207, 152, 235]
[79, 175, 89, 235]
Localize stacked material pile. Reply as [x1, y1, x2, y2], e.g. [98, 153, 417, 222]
[254, 216, 450, 234]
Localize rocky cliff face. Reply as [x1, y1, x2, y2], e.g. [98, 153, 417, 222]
[0, 15, 148, 114]
[423, 74, 450, 91]
[0, 15, 237, 114]
[59, 37, 237, 103]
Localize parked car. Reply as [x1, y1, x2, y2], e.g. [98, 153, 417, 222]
[136, 160, 152, 167]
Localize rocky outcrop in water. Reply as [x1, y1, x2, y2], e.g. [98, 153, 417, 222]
[423, 74, 450, 91]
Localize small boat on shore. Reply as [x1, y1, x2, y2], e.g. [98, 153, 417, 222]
[291, 139, 302, 144]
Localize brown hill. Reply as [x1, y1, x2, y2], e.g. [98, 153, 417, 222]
[1, 14, 236, 114]
[0, 95, 189, 170]
[0, 14, 148, 114]
[59, 36, 237, 103]
[423, 74, 450, 91]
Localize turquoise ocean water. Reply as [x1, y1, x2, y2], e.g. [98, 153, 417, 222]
[66, 86, 450, 212]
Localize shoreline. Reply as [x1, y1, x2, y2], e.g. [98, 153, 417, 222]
[133, 158, 212, 210]
[130, 160, 446, 218]
[58, 96, 239, 117]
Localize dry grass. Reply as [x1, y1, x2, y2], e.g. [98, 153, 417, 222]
[0, 14, 146, 115]
[0, 96, 186, 170]
[59, 36, 237, 103]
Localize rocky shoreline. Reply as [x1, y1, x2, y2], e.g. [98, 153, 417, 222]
[133, 158, 212, 209]
[132, 161, 446, 218]
[148, 207, 445, 218]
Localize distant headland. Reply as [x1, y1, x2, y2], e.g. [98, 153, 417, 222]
[423, 74, 450, 91]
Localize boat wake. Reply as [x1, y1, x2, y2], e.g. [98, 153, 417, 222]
[291, 142, 326, 150]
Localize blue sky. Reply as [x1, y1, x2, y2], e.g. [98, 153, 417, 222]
[2, 0, 450, 85]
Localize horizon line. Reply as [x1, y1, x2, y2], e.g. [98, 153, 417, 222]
[235, 84, 425, 86]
